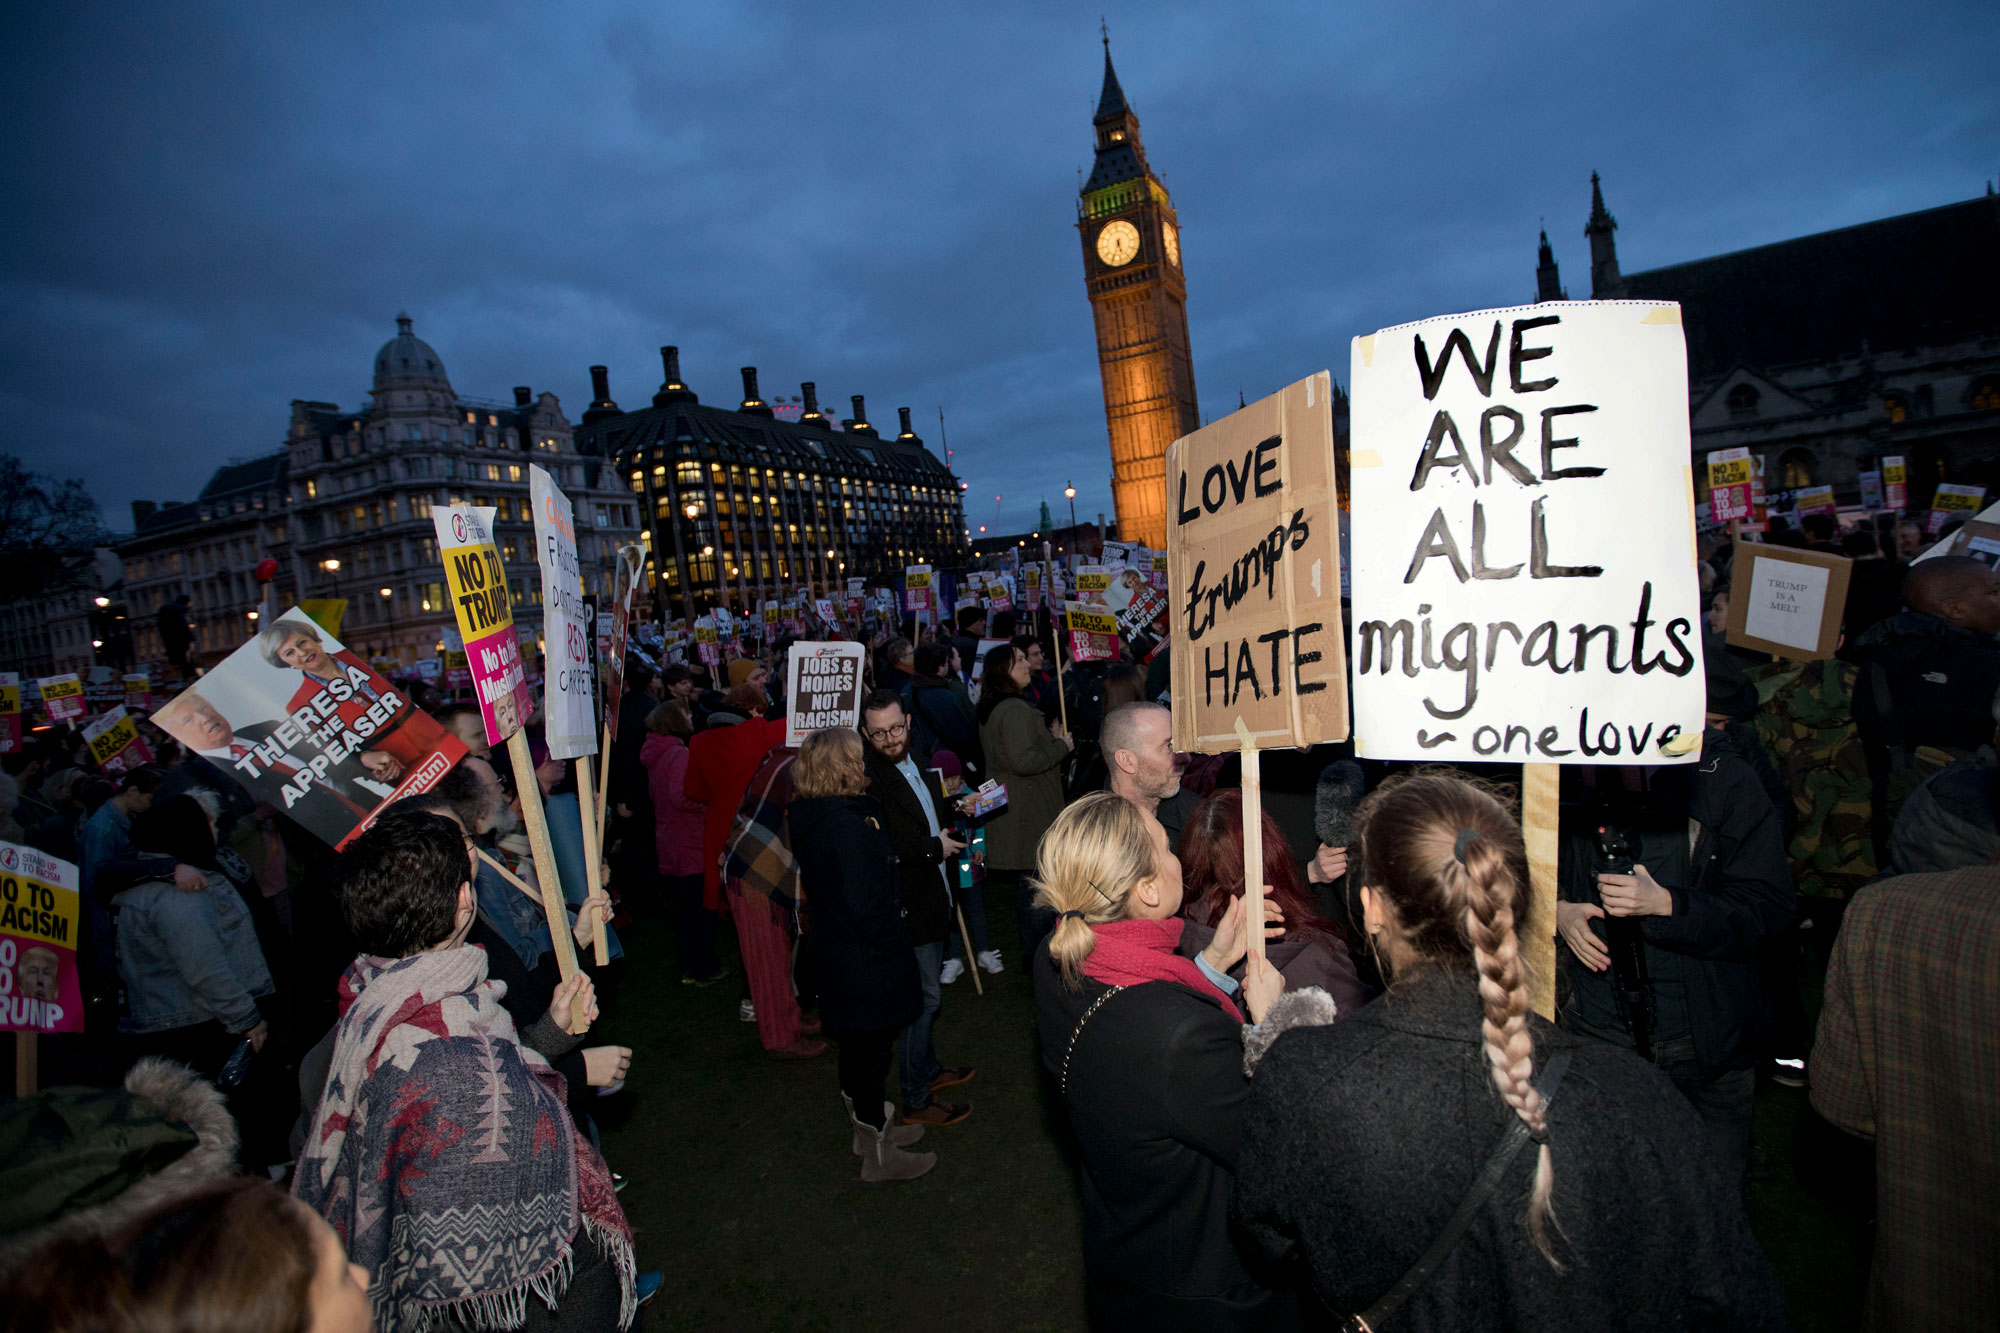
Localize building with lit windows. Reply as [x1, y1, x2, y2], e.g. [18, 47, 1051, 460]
[118, 314, 643, 669]
[568, 350, 970, 622]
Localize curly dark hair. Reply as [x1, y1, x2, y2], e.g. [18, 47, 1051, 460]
[337, 809, 470, 957]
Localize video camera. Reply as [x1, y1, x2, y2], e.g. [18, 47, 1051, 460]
[1588, 816, 1658, 1061]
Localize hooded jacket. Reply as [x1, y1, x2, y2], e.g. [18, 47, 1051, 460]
[1847, 610, 2000, 757]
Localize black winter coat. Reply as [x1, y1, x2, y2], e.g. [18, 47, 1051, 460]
[1235, 969, 1789, 1332]
[790, 795, 922, 1032]
[1032, 947, 1307, 1331]
[863, 747, 956, 946]
[1559, 753, 1795, 1074]
[1848, 609, 2000, 755]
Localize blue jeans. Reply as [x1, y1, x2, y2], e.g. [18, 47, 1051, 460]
[899, 940, 946, 1109]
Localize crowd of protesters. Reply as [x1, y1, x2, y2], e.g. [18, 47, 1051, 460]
[3, 522, 1998, 1330]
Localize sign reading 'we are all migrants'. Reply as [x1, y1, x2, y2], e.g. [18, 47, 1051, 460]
[1347, 301, 1706, 764]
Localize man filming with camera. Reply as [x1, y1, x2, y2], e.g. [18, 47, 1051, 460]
[1555, 662, 1796, 1186]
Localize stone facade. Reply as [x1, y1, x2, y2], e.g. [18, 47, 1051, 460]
[1541, 180, 2000, 513]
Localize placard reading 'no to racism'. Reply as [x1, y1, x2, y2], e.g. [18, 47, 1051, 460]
[434, 505, 533, 745]
[0, 842, 83, 1034]
[1348, 301, 1706, 764]
[1166, 370, 1348, 753]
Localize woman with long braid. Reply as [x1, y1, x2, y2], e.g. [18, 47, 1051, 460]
[1233, 771, 1787, 1330]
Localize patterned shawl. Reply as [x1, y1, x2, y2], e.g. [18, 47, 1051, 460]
[293, 947, 634, 1332]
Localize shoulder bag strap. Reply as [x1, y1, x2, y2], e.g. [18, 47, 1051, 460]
[1059, 984, 1127, 1101]
[1346, 1050, 1574, 1333]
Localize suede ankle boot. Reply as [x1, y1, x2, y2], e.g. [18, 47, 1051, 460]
[857, 1119, 936, 1183]
[841, 1093, 924, 1153]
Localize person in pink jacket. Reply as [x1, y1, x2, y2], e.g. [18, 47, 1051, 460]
[643, 701, 722, 986]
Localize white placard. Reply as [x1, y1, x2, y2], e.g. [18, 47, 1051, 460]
[785, 641, 867, 746]
[1348, 301, 1706, 763]
[528, 466, 596, 759]
[1743, 556, 1832, 651]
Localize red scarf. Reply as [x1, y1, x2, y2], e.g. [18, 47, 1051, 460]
[1081, 917, 1243, 1022]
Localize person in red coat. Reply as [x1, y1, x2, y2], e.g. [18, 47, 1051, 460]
[257, 618, 455, 783]
[685, 683, 818, 1057]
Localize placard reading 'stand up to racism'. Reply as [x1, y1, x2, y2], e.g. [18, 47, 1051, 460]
[1348, 301, 1705, 764]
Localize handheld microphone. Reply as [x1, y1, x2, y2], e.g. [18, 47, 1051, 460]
[1314, 760, 1366, 848]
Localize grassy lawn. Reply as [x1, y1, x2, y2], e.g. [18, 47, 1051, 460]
[600, 897, 1868, 1331]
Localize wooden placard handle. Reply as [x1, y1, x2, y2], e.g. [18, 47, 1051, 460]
[504, 728, 586, 1028]
[1233, 717, 1266, 964]
[1522, 762, 1559, 1021]
[16, 1031, 36, 1098]
[575, 753, 610, 966]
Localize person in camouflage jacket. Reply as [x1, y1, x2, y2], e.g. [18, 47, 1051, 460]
[1746, 658, 1877, 901]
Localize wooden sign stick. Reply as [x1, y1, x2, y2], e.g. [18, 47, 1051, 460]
[1043, 549, 1069, 734]
[575, 752, 610, 965]
[1522, 762, 1559, 1020]
[955, 905, 984, 997]
[502, 728, 585, 1026]
[16, 1031, 36, 1098]
[592, 721, 614, 854]
[475, 847, 546, 906]
[1233, 717, 1267, 964]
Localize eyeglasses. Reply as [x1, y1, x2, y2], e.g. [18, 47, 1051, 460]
[864, 721, 908, 741]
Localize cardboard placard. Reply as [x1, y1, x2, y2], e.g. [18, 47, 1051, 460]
[38, 675, 85, 724]
[433, 505, 532, 744]
[122, 674, 154, 712]
[1946, 519, 2000, 569]
[82, 706, 153, 775]
[1794, 485, 1837, 517]
[1857, 470, 1884, 511]
[1707, 447, 1753, 522]
[1166, 370, 1349, 754]
[0, 674, 19, 755]
[1881, 456, 1907, 510]
[785, 641, 866, 746]
[1348, 301, 1704, 763]
[601, 545, 644, 738]
[0, 842, 82, 1035]
[529, 466, 596, 760]
[1927, 483, 1986, 536]
[1724, 540, 1853, 661]
[1063, 601, 1120, 663]
[150, 611, 467, 849]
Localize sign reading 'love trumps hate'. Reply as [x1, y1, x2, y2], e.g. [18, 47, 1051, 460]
[1166, 370, 1348, 754]
[1347, 301, 1706, 764]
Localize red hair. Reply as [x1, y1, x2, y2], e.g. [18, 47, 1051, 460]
[1178, 790, 1337, 942]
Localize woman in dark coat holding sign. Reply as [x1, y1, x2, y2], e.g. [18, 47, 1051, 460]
[788, 727, 935, 1183]
[978, 644, 1072, 955]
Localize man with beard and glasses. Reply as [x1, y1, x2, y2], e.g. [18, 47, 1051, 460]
[859, 690, 973, 1128]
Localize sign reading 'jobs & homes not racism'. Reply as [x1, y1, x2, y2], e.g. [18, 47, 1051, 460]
[1348, 301, 1706, 764]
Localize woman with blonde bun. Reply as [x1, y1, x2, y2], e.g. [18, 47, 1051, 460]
[1233, 771, 1788, 1331]
[1031, 791, 1314, 1331]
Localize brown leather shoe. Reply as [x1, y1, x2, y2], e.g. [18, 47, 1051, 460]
[903, 1099, 971, 1127]
[930, 1066, 975, 1093]
[766, 1038, 827, 1060]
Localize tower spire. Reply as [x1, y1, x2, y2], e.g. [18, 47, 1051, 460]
[1536, 226, 1567, 302]
[1584, 170, 1624, 298]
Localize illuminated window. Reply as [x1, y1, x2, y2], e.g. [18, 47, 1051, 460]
[1972, 377, 2000, 411]
[507, 465, 523, 482]
[1884, 394, 1908, 424]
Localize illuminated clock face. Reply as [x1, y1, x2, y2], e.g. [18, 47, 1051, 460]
[1162, 222, 1181, 269]
[1096, 219, 1140, 267]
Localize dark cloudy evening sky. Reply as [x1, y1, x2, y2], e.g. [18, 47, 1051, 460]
[4, 0, 1995, 537]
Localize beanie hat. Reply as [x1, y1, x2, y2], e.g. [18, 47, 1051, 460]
[1705, 651, 1758, 720]
[726, 658, 759, 688]
[931, 749, 963, 780]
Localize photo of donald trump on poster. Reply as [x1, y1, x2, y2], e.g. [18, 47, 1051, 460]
[151, 610, 467, 848]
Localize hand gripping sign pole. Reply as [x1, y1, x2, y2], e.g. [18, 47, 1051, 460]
[434, 503, 586, 1027]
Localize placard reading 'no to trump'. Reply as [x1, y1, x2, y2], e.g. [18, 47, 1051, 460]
[1348, 301, 1705, 764]
[1166, 370, 1348, 754]
[433, 505, 533, 746]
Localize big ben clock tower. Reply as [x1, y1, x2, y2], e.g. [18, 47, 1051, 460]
[1078, 36, 1198, 550]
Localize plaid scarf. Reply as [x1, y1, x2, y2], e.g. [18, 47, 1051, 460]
[725, 749, 800, 912]
[293, 947, 634, 1332]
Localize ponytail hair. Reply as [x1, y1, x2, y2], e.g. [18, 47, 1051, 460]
[1032, 791, 1158, 985]
[1354, 770, 1560, 1265]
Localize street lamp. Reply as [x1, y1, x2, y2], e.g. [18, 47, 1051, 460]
[1065, 482, 1078, 533]
[322, 558, 341, 572]
[94, 596, 110, 609]
[379, 587, 392, 598]
[247, 610, 259, 622]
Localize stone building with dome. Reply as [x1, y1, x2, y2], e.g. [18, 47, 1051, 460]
[119, 314, 642, 670]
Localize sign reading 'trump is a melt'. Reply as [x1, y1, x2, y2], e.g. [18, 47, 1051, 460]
[1347, 301, 1705, 764]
